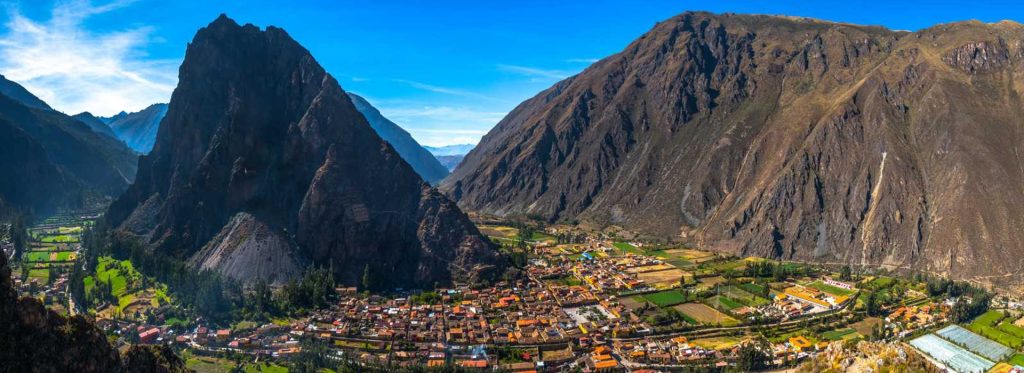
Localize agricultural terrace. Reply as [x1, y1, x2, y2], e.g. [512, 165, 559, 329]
[83, 256, 170, 319]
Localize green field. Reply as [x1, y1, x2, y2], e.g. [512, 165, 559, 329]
[740, 282, 766, 295]
[998, 321, 1024, 339]
[807, 280, 855, 296]
[822, 328, 858, 341]
[23, 251, 74, 262]
[967, 324, 1022, 349]
[866, 276, 895, 289]
[721, 285, 770, 306]
[643, 290, 687, 307]
[1010, 354, 1024, 366]
[38, 234, 77, 243]
[23, 251, 50, 262]
[707, 295, 743, 310]
[613, 242, 642, 255]
[973, 310, 1004, 327]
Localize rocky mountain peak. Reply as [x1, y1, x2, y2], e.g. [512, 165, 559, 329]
[108, 15, 503, 288]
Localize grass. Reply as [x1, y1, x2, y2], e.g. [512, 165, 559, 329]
[38, 234, 77, 243]
[821, 328, 858, 341]
[998, 321, 1024, 339]
[186, 357, 236, 373]
[807, 280, 855, 296]
[27, 268, 49, 284]
[707, 295, 743, 310]
[22, 251, 50, 262]
[972, 310, 1004, 327]
[866, 276, 895, 289]
[740, 282, 766, 295]
[613, 241, 642, 255]
[244, 363, 289, 373]
[966, 323, 1022, 349]
[1009, 354, 1024, 366]
[643, 290, 687, 307]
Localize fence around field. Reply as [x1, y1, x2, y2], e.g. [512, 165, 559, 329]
[936, 325, 1014, 362]
[909, 333, 995, 373]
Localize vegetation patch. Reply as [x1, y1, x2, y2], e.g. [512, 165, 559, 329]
[807, 280, 855, 296]
[643, 290, 687, 307]
[822, 328, 858, 341]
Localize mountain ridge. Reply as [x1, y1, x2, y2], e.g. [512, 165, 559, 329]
[442, 11, 1024, 288]
[347, 93, 449, 184]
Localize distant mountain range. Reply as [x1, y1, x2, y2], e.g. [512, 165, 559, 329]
[348, 93, 449, 184]
[99, 104, 168, 154]
[107, 15, 504, 288]
[0, 75, 137, 216]
[444, 11, 1024, 288]
[424, 144, 475, 172]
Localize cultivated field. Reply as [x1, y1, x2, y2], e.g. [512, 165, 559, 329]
[637, 269, 687, 289]
[673, 303, 738, 326]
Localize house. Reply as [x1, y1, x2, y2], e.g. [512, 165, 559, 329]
[139, 328, 160, 344]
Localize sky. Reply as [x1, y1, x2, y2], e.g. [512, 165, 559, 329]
[0, 1, 1022, 146]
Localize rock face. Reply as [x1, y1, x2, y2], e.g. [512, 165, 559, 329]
[108, 15, 502, 288]
[348, 93, 449, 184]
[103, 103, 169, 153]
[442, 12, 1024, 288]
[0, 244, 188, 372]
[0, 76, 137, 215]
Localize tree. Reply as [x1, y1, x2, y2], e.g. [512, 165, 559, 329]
[361, 264, 375, 292]
[734, 340, 771, 372]
[839, 265, 853, 281]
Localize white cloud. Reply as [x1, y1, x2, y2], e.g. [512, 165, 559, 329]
[566, 58, 599, 63]
[497, 64, 570, 80]
[0, 0, 177, 116]
[391, 78, 496, 101]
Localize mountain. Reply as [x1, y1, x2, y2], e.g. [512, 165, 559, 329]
[103, 103, 168, 154]
[0, 74, 51, 111]
[0, 76, 137, 216]
[0, 245, 188, 372]
[442, 12, 1024, 288]
[435, 155, 465, 172]
[348, 93, 449, 184]
[424, 144, 475, 172]
[107, 15, 503, 288]
[72, 112, 118, 139]
[425, 144, 476, 156]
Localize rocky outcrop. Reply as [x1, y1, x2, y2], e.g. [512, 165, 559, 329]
[348, 93, 449, 184]
[443, 12, 1024, 288]
[108, 15, 503, 289]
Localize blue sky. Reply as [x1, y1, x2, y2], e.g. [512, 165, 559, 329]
[0, 1, 1021, 146]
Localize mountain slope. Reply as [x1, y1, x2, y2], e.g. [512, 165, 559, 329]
[108, 15, 502, 288]
[0, 74, 52, 110]
[442, 12, 1024, 288]
[72, 112, 118, 139]
[104, 103, 168, 154]
[0, 77, 138, 215]
[348, 93, 449, 184]
[0, 242, 188, 372]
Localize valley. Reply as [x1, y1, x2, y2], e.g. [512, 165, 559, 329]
[5, 211, 1020, 372]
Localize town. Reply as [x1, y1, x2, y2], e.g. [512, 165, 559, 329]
[5, 212, 1024, 372]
